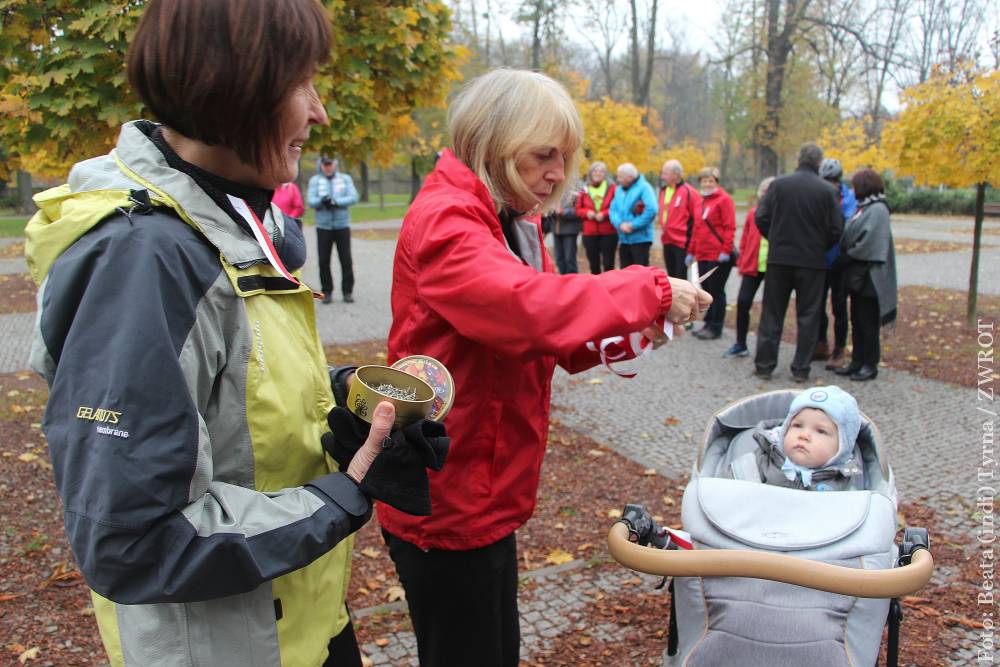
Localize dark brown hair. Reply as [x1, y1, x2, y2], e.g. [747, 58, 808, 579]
[128, 0, 331, 172]
[851, 168, 885, 200]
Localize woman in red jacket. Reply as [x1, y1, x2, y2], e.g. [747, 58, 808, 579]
[687, 167, 736, 340]
[575, 160, 618, 273]
[725, 177, 774, 358]
[384, 68, 711, 667]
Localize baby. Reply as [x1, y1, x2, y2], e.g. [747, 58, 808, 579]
[727, 386, 865, 491]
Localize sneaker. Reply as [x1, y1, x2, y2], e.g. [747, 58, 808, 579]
[723, 343, 749, 358]
[321, 293, 332, 304]
[693, 327, 721, 341]
[824, 347, 846, 371]
[343, 293, 355, 303]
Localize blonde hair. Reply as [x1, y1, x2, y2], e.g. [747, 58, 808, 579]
[449, 68, 583, 212]
[758, 176, 775, 198]
[698, 166, 722, 184]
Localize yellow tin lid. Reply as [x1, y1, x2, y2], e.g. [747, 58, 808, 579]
[391, 355, 455, 421]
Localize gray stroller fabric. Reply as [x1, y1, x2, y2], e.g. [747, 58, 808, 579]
[665, 390, 897, 667]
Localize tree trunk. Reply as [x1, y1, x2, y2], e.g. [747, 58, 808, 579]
[629, 0, 640, 104]
[967, 181, 986, 325]
[359, 161, 370, 203]
[410, 157, 421, 203]
[377, 166, 385, 210]
[755, 0, 793, 177]
[531, 4, 542, 70]
[16, 170, 35, 216]
[637, 0, 658, 110]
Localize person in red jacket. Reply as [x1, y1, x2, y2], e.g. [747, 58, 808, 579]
[272, 181, 305, 225]
[383, 68, 711, 667]
[725, 177, 774, 358]
[658, 159, 702, 278]
[686, 167, 736, 340]
[575, 160, 618, 273]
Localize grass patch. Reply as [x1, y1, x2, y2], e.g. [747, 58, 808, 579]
[0, 216, 29, 238]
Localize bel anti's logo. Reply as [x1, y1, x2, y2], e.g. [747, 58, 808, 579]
[810, 390, 829, 402]
[76, 406, 122, 424]
[77, 406, 129, 439]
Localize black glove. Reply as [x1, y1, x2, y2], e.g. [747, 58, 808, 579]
[321, 195, 333, 209]
[323, 407, 450, 516]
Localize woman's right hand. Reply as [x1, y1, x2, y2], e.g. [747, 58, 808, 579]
[665, 278, 712, 324]
[346, 401, 395, 483]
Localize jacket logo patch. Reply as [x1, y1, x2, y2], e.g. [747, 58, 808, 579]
[76, 406, 122, 424]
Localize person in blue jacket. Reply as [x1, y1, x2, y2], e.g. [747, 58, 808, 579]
[308, 157, 359, 303]
[816, 158, 858, 369]
[609, 162, 658, 267]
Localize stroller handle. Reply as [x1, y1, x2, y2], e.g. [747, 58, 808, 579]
[607, 523, 934, 599]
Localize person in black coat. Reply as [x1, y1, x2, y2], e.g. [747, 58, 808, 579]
[753, 143, 844, 382]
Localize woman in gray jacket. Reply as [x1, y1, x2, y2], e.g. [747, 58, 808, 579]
[835, 168, 897, 381]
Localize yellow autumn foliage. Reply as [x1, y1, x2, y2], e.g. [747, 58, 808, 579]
[650, 141, 722, 182]
[817, 118, 889, 176]
[575, 97, 658, 174]
[882, 65, 999, 188]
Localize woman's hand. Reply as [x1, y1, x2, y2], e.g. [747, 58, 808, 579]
[665, 278, 713, 324]
[587, 211, 596, 220]
[346, 401, 395, 483]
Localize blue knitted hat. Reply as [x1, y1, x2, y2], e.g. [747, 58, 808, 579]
[779, 386, 861, 467]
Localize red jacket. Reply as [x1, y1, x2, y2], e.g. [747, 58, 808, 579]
[689, 187, 736, 262]
[382, 150, 672, 550]
[575, 182, 617, 236]
[272, 182, 304, 219]
[736, 205, 762, 276]
[659, 182, 702, 248]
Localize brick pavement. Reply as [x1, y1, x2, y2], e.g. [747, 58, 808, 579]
[0, 213, 992, 665]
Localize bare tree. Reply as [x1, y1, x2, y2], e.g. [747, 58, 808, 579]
[858, 0, 909, 140]
[628, 0, 659, 108]
[572, 0, 627, 98]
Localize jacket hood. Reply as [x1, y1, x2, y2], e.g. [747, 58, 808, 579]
[26, 121, 271, 284]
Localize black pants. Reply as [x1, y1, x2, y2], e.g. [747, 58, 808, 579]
[735, 273, 765, 346]
[317, 227, 354, 297]
[818, 266, 849, 349]
[383, 530, 519, 667]
[582, 234, 617, 273]
[322, 608, 361, 667]
[754, 263, 826, 377]
[553, 233, 579, 274]
[663, 244, 687, 278]
[619, 241, 651, 268]
[849, 290, 881, 368]
[698, 259, 733, 334]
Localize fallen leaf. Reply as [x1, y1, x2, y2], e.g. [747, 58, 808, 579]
[17, 453, 38, 463]
[365, 578, 382, 590]
[587, 449, 605, 457]
[578, 636, 592, 646]
[661, 496, 676, 506]
[554, 522, 566, 530]
[360, 547, 381, 559]
[386, 585, 406, 602]
[79, 606, 95, 616]
[642, 468, 657, 476]
[607, 508, 622, 519]
[664, 417, 679, 425]
[18, 647, 40, 664]
[361, 656, 374, 667]
[587, 378, 603, 385]
[375, 638, 389, 647]
[545, 549, 574, 565]
[576, 543, 593, 552]
[0, 592, 27, 602]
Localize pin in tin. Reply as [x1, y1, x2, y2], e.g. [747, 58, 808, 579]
[391, 355, 455, 421]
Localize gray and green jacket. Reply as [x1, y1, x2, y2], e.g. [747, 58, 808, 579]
[27, 121, 368, 667]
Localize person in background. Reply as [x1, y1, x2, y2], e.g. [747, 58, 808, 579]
[609, 162, 658, 267]
[576, 161, 618, 273]
[687, 166, 736, 341]
[384, 68, 711, 667]
[308, 156, 358, 304]
[658, 159, 702, 278]
[725, 176, 774, 358]
[546, 183, 583, 274]
[816, 157, 858, 370]
[835, 168, 897, 382]
[22, 1, 426, 664]
[273, 180, 305, 227]
[753, 143, 844, 382]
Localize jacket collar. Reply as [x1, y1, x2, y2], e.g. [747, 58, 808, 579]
[113, 121, 270, 265]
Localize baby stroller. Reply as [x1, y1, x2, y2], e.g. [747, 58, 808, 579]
[607, 390, 933, 667]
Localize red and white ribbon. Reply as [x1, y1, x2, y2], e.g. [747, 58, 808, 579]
[228, 196, 321, 298]
[585, 316, 672, 378]
[664, 527, 693, 550]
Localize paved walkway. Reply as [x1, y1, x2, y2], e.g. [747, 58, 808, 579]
[0, 213, 993, 664]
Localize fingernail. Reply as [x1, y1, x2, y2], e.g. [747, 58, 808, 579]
[375, 403, 393, 418]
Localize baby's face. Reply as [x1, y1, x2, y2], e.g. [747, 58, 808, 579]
[783, 408, 839, 468]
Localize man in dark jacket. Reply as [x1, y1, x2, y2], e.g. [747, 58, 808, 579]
[753, 143, 844, 382]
